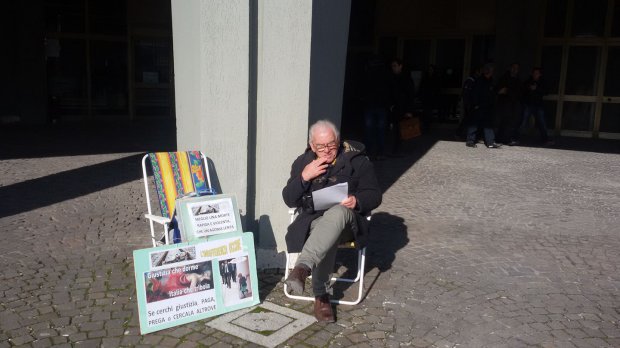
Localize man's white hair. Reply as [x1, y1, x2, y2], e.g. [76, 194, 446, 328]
[308, 119, 340, 145]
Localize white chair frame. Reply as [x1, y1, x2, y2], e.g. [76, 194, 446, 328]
[283, 208, 368, 305]
[141, 152, 212, 247]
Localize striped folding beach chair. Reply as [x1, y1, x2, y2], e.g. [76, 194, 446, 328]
[141, 151, 214, 247]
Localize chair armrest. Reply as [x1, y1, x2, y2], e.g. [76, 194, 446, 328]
[288, 208, 297, 223]
[145, 214, 171, 225]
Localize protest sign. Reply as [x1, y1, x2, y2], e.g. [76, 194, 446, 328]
[133, 232, 259, 334]
[175, 194, 242, 242]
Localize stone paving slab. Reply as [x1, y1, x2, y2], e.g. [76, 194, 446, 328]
[207, 301, 315, 347]
[1, 127, 619, 347]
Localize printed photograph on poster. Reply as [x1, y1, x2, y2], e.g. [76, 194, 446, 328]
[218, 254, 253, 306]
[187, 197, 238, 237]
[144, 261, 214, 304]
[150, 246, 196, 268]
[191, 203, 219, 215]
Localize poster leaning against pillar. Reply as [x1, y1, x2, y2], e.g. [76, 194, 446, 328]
[133, 232, 259, 334]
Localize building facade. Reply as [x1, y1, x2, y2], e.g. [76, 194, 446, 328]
[3, 1, 619, 266]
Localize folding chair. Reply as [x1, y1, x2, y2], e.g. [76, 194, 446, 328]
[141, 151, 213, 247]
[283, 208, 369, 305]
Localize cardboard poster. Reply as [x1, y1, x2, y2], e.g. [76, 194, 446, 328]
[176, 194, 242, 242]
[133, 232, 259, 334]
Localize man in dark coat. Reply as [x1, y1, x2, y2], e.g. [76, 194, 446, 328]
[282, 120, 382, 322]
[361, 55, 391, 159]
[389, 58, 415, 155]
[465, 63, 502, 148]
[516, 67, 552, 144]
[495, 63, 523, 144]
[455, 66, 481, 139]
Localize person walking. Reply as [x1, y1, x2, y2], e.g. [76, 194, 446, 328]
[465, 63, 501, 148]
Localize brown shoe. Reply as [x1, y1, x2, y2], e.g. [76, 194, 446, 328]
[314, 294, 335, 322]
[284, 264, 311, 294]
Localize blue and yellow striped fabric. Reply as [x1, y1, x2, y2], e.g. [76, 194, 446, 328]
[149, 151, 208, 218]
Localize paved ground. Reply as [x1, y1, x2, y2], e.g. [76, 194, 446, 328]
[1, 123, 619, 347]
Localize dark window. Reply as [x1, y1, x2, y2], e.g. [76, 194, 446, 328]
[600, 104, 620, 133]
[134, 39, 172, 117]
[544, 0, 567, 37]
[45, 0, 85, 33]
[572, 0, 607, 37]
[348, 0, 376, 46]
[134, 40, 171, 84]
[89, 0, 127, 35]
[562, 102, 595, 131]
[403, 40, 430, 72]
[47, 39, 88, 116]
[565, 46, 601, 95]
[378, 36, 398, 62]
[436, 39, 464, 88]
[612, 1, 620, 37]
[544, 101, 557, 130]
[470, 35, 495, 72]
[541, 46, 562, 94]
[604, 47, 620, 96]
[91, 41, 128, 115]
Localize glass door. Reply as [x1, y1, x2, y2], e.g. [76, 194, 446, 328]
[132, 38, 173, 118]
[541, 0, 620, 138]
[600, 46, 620, 137]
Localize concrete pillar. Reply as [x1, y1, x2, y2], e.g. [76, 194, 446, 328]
[172, 0, 250, 212]
[172, 0, 351, 269]
[253, 1, 314, 266]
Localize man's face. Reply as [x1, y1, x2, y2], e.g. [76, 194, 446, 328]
[510, 64, 519, 77]
[532, 70, 542, 81]
[391, 62, 403, 75]
[310, 128, 339, 163]
[484, 68, 494, 79]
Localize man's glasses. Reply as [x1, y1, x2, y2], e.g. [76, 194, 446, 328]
[313, 141, 338, 152]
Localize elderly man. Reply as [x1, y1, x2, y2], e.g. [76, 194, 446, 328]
[282, 120, 382, 322]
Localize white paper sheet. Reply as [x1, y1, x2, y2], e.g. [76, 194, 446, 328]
[311, 182, 348, 210]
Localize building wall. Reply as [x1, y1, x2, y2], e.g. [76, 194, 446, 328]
[494, 0, 544, 79]
[308, 0, 352, 128]
[254, 0, 313, 260]
[375, 0, 496, 37]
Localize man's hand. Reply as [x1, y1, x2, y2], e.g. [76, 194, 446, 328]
[340, 195, 357, 209]
[301, 158, 329, 182]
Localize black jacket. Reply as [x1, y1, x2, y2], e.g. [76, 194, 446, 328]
[523, 78, 546, 106]
[282, 141, 382, 252]
[390, 72, 415, 118]
[497, 72, 522, 103]
[471, 75, 496, 127]
[462, 75, 477, 112]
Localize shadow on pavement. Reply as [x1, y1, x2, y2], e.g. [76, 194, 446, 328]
[0, 120, 176, 160]
[0, 120, 177, 218]
[332, 212, 409, 302]
[0, 153, 144, 218]
[501, 135, 620, 154]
